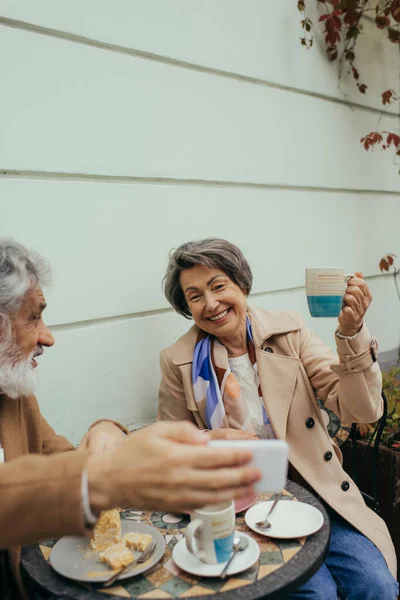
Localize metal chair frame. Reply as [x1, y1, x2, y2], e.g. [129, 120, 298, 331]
[349, 390, 388, 513]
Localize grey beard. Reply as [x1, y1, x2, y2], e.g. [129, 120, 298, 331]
[0, 340, 37, 399]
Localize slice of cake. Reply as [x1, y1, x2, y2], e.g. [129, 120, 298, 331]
[122, 532, 153, 552]
[99, 543, 134, 570]
[90, 509, 121, 551]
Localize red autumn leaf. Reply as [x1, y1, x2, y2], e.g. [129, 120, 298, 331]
[380, 258, 389, 272]
[361, 132, 382, 149]
[297, 0, 306, 13]
[319, 14, 329, 22]
[388, 255, 395, 266]
[372, 132, 383, 143]
[388, 28, 400, 43]
[387, 133, 400, 147]
[352, 66, 359, 80]
[382, 89, 394, 105]
[375, 15, 390, 29]
[358, 83, 367, 94]
[344, 11, 360, 26]
[361, 134, 372, 150]
[325, 16, 341, 32]
[391, 0, 400, 23]
[332, 15, 342, 30]
[325, 30, 340, 45]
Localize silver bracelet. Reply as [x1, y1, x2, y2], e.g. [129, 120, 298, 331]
[335, 327, 362, 340]
[81, 469, 98, 527]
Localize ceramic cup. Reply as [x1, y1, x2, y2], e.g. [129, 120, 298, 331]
[185, 501, 235, 564]
[306, 268, 354, 318]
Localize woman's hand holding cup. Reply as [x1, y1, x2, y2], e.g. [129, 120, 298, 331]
[338, 271, 372, 336]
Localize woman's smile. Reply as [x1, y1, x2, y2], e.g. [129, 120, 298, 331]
[207, 307, 231, 323]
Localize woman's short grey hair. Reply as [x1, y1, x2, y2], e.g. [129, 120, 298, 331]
[0, 238, 50, 320]
[163, 238, 253, 318]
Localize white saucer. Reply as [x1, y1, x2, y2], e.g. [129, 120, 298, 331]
[172, 531, 259, 577]
[245, 501, 324, 538]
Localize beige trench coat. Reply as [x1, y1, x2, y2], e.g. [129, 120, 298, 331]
[158, 306, 396, 577]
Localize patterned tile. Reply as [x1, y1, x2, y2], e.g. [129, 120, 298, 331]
[100, 585, 131, 598]
[282, 546, 302, 562]
[146, 566, 175, 587]
[233, 565, 258, 582]
[220, 578, 253, 592]
[257, 564, 282, 579]
[259, 551, 283, 565]
[180, 585, 215, 597]
[161, 577, 193, 597]
[123, 577, 155, 597]
[39, 546, 52, 561]
[39, 538, 58, 548]
[138, 590, 172, 599]
[195, 577, 227, 592]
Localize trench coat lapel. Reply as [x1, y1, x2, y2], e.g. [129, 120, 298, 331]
[247, 306, 301, 440]
[171, 306, 301, 436]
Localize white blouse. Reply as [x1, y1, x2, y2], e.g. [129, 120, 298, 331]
[228, 353, 275, 439]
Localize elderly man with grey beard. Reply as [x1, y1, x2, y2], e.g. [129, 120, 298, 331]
[0, 238, 259, 600]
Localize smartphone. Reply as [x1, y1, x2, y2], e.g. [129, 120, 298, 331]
[209, 439, 289, 493]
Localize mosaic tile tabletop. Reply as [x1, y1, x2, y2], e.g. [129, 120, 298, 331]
[22, 482, 330, 600]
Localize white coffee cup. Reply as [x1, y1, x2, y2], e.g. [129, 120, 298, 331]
[185, 501, 235, 564]
[305, 268, 354, 318]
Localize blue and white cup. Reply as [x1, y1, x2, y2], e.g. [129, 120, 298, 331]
[185, 501, 235, 564]
[306, 268, 354, 318]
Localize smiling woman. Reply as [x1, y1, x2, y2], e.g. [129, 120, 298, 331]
[158, 238, 398, 599]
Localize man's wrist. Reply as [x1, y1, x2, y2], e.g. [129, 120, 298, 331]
[85, 457, 114, 518]
[81, 469, 98, 527]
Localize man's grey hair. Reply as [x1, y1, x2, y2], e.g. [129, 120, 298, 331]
[0, 238, 50, 328]
[163, 238, 253, 319]
[0, 239, 50, 399]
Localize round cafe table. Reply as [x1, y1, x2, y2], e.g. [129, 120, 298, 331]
[21, 481, 330, 600]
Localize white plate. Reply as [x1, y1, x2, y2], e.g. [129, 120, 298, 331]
[50, 521, 165, 583]
[172, 531, 259, 577]
[245, 501, 324, 538]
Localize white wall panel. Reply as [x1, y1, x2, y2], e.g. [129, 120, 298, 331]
[37, 275, 399, 444]
[0, 0, 397, 113]
[1, 178, 399, 325]
[1, 28, 400, 190]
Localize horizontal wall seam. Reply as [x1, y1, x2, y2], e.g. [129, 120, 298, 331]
[1, 169, 400, 195]
[0, 16, 396, 120]
[49, 273, 388, 332]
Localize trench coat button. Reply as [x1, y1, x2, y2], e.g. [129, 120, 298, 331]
[305, 417, 315, 429]
[341, 481, 350, 491]
[264, 347, 274, 353]
[324, 451, 333, 461]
